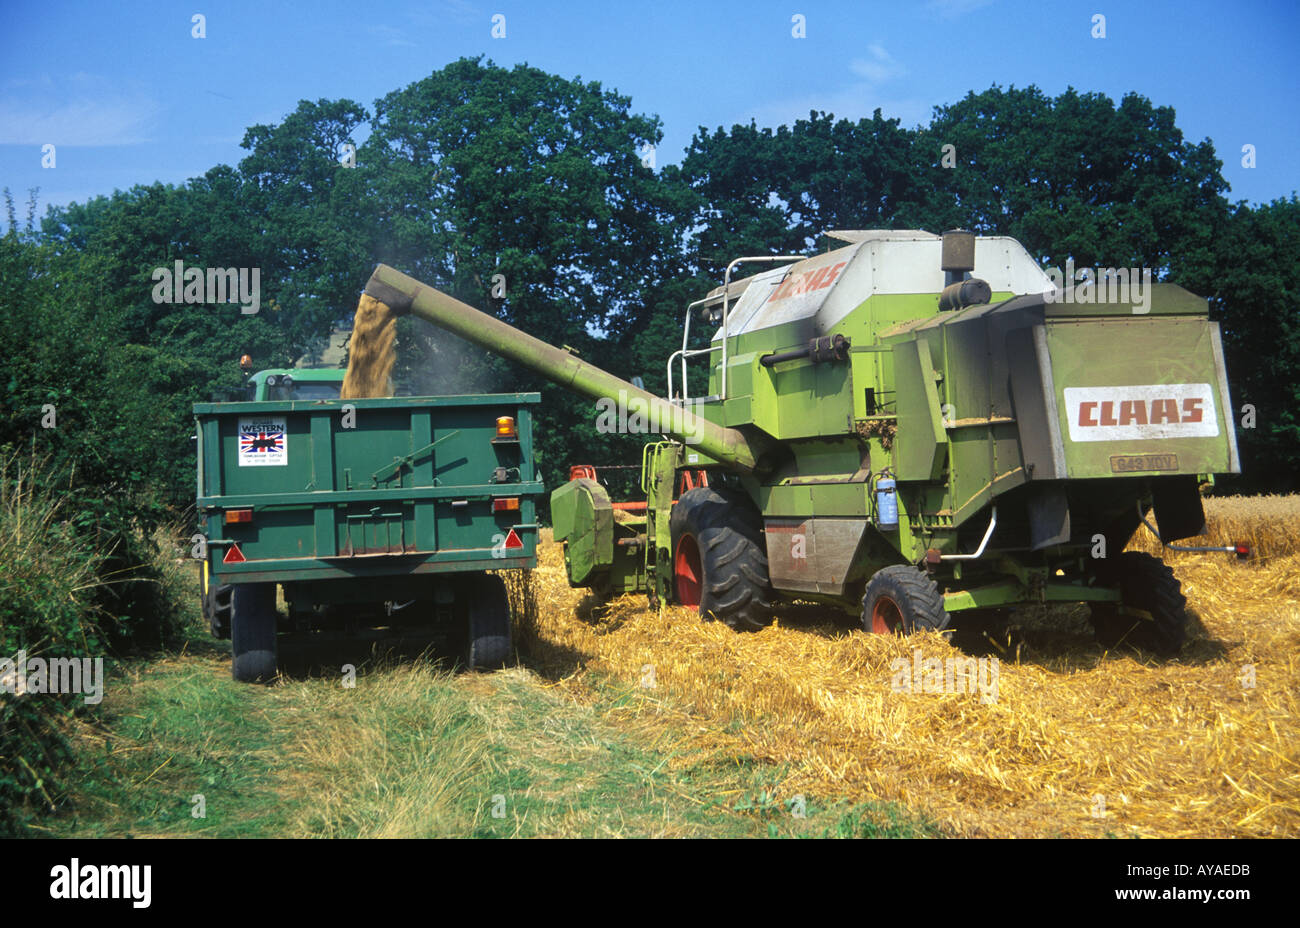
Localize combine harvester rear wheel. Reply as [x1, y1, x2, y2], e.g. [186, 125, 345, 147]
[1088, 552, 1189, 654]
[862, 566, 950, 636]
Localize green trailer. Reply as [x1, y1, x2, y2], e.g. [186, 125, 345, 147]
[195, 383, 542, 682]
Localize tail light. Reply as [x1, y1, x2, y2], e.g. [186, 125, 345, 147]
[493, 497, 520, 513]
[225, 508, 253, 524]
[1235, 543, 1250, 560]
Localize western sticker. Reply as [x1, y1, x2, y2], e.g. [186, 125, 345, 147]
[238, 417, 287, 466]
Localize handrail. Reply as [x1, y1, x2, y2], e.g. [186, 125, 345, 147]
[718, 256, 804, 400]
[939, 506, 998, 560]
[667, 297, 714, 403]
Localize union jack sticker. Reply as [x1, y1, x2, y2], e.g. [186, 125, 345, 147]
[237, 417, 288, 466]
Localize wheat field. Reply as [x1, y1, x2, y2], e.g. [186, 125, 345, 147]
[514, 495, 1300, 838]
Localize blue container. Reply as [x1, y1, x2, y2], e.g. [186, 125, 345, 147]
[876, 478, 899, 528]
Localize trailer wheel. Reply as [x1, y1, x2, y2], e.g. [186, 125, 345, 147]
[669, 487, 772, 630]
[1089, 552, 1187, 655]
[231, 583, 278, 683]
[466, 574, 512, 670]
[862, 566, 950, 635]
[205, 583, 234, 640]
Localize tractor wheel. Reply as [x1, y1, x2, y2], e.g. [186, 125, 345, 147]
[669, 487, 772, 630]
[465, 574, 512, 670]
[231, 583, 279, 683]
[1089, 552, 1187, 655]
[862, 566, 950, 635]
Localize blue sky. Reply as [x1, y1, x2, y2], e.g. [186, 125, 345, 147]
[2, 0, 1296, 215]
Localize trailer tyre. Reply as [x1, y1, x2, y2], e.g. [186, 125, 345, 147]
[231, 583, 278, 683]
[206, 583, 234, 640]
[1089, 552, 1187, 655]
[670, 487, 773, 631]
[466, 574, 512, 670]
[862, 566, 950, 635]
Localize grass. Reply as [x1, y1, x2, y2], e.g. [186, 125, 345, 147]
[39, 650, 939, 838]
[40, 493, 1298, 840]
[35, 653, 292, 837]
[0, 452, 105, 832]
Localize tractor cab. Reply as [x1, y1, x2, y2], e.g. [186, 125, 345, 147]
[232, 354, 346, 401]
[244, 368, 346, 402]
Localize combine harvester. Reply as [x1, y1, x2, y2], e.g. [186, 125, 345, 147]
[362, 229, 1244, 654]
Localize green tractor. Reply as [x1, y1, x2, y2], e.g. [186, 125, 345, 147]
[243, 366, 347, 402]
[361, 228, 1243, 654]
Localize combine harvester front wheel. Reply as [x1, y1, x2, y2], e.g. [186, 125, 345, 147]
[669, 487, 773, 631]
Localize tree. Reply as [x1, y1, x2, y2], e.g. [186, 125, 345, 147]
[1177, 197, 1300, 489]
[674, 109, 927, 277]
[238, 98, 372, 355]
[357, 57, 691, 486]
[917, 85, 1229, 270]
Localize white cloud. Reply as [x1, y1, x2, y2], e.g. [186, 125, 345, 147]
[365, 23, 418, 48]
[2, 74, 56, 92]
[0, 94, 161, 146]
[925, 0, 997, 20]
[439, 0, 479, 25]
[742, 57, 931, 130]
[368, 1, 476, 46]
[742, 87, 932, 132]
[850, 43, 906, 84]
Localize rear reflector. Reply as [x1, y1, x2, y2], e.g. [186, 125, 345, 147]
[222, 544, 246, 563]
[503, 528, 523, 550]
[225, 508, 253, 524]
[493, 497, 520, 512]
[1235, 543, 1251, 559]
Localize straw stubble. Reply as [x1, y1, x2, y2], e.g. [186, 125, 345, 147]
[517, 497, 1300, 838]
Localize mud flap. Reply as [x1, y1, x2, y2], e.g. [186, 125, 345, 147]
[1152, 475, 1206, 542]
[1028, 484, 1072, 550]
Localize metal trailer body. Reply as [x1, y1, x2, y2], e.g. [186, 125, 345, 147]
[195, 390, 542, 679]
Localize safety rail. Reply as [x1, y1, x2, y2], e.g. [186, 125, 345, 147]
[667, 255, 804, 404]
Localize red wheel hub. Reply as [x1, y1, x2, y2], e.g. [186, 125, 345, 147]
[674, 533, 703, 608]
[871, 595, 903, 634]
